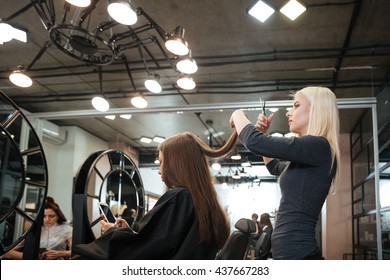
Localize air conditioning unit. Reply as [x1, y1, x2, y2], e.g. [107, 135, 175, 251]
[42, 120, 67, 145]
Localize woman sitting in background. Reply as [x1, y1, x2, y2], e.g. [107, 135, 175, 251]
[2, 197, 72, 259]
[259, 213, 273, 235]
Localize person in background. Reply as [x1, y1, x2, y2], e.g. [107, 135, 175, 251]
[2, 197, 72, 260]
[251, 213, 261, 233]
[249, 213, 262, 252]
[73, 131, 238, 259]
[230, 86, 340, 260]
[121, 208, 139, 232]
[259, 212, 273, 235]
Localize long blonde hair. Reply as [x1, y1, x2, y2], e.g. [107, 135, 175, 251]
[158, 131, 238, 249]
[296, 86, 340, 193]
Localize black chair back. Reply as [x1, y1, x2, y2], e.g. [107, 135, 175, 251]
[255, 231, 271, 260]
[215, 218, 256, 260]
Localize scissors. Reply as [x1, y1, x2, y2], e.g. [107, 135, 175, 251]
[259, 97, 266, 117]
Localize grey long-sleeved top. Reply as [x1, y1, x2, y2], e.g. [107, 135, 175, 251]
[239, 124, 334, 259]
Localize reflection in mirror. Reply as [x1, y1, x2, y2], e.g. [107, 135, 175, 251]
[0, 130, 24, 220]
[106, 170, 138, 227]
[0, 95, 15, 123]
[25, 152, 48, 186]
[380, 163, 390, 208]
[73, 150, 145, 243]
[0, 90, 48, 257]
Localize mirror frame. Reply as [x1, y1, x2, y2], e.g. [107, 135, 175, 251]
[72, 149, 145, 249]
[0, 90, 48, 257]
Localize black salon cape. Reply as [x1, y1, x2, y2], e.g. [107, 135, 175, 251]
[73, 187, 217, 259]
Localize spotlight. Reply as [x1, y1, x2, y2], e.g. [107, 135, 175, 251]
[131, 95, 148, 108]
[176, 75, 196, 90]
[107, 0, 138, 25]
[176, 50, 198, 74]
[165, 26, 189, 56]
[212, 162, 222, 171]
[92, 96, 109, 112]
[9, 69, 33, 88]
[65, 0, 91, 7]
[144, 74, 162, 93]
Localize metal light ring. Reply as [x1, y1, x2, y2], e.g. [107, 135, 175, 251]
[49, 24, 116, 66]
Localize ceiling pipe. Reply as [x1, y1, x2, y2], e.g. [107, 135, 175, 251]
[27, 97, 376, 120]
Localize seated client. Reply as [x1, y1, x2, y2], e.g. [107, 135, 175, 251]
[73, 131, 238, 259]
[2, 197, 72, 259]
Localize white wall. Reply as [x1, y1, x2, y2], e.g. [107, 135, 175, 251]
[139, 167, 165, 196]
[42, 126, 108, 221]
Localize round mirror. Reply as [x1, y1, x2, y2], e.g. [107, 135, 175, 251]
[72, 150, 145, 245]
[0, 129, 25, 221]
[0, 90, 48, 256]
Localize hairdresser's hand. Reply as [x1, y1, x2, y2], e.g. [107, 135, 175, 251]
[229, 111, 238, 128]
[230, 109, 246, 128]
[255, 113, 273, 133]
[230, 110, 252, 135]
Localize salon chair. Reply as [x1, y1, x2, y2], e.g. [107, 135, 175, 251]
[254, 231, 271, 260]
[215, 218, 256, 260]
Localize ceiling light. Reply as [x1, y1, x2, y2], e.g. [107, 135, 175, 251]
[153, 136, 166, 143]
[107, 0, 138, 25]
[280, 0, 306, 21]
[212, 162, 222, 171]
[269, 108, 279, 113]
[231, 153, 242, 160]
[92, 96, 109, 112]
[232, 171, 241, 180]
[247, 0, 275, 23]
[241, 161, 251, 167]
[221, 182, 228, 189]
[176, 50, 198, 74]
[65, 0, 91, 7]
[165, 26, 189, 56]
[131, 95, 148, 108]
[154, 158, 160, 164]
[120, 114, 132, 119]
[177, 75, 196, 90]
[0, 23, 13, 43]
[9, 69, 33, 87]
[140, 136, 152, 143]
[0, 22, 27, 44]
[105, 115, 116, 120]
[144, 75, 162, 93]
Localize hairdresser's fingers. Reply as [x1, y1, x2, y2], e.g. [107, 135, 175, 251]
[267, 113, 274, 125]
[255, 113, 273, 133]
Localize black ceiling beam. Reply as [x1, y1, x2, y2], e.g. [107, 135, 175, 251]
[331, 0, 362, 90]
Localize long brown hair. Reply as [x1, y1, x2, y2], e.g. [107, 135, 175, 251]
[259, 213, 273, 232]
[159, 131, 238, 249]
